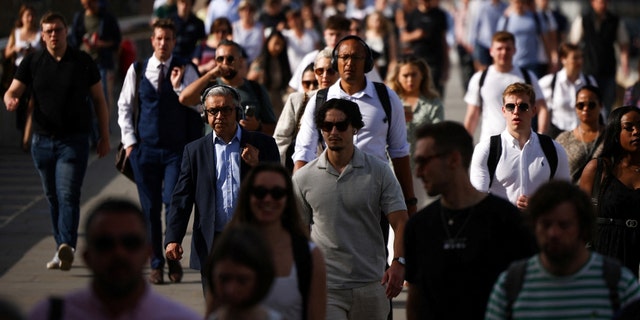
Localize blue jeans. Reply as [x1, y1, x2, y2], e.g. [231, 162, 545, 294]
[129, 143, 182, 270]
[31, 133, 90, 249]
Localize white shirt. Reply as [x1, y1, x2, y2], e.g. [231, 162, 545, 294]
[470, 130, 570, 205]
[292, 79, 409, 163]
[117, 55, 200, 148]
[282, 29, 319, 72]
[464, 65, 544, 142]
[538, 69, 598, 131]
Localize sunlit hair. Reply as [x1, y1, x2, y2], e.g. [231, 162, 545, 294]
[152, 18, 176, 36]
[492, 31, 516, 46]
[387, 55, 439, 99]
[209, 17, 232, 36]
[229, 163, 309, 239]
[502, 82, 535, 105]
[528, 181, 595, 243]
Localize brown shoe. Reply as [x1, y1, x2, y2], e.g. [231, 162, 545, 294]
[168, 260, 183, 283]
[149, 268, 164, 285]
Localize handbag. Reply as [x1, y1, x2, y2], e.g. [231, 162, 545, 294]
[115, 143, 134, 181]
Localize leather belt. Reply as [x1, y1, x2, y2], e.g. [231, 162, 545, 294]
[597, 218, 638, 228]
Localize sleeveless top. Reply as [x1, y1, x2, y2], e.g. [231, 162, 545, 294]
[14, 28, 41, 66]
[594, 176, 640, 275]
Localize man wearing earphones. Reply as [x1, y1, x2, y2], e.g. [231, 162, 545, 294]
[117, 19, 202, 285]
[164, 84, 279, 290]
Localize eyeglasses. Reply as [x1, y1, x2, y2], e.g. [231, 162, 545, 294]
[413, 153, 447, 167]
[43, 27, 64, 35]
[90, 234, 145, 253]
[337, 54, 364, 62]
[215, 55, 236, 64]
[314, 67, 336, 76]
[576, 101, 597, 110]
[251, 186, 287, 200]
[301, 80, 318, 88]
[205, 106, 234, 116]
[504, 102, 530, 113]
[320, 120, 350, 132]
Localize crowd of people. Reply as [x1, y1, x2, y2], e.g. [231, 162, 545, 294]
[2, 0, 640, 319]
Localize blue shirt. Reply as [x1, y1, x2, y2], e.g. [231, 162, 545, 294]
[213, 127, 242, 232]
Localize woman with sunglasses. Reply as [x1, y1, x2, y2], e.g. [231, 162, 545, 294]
[192, 17, 232, 75]
[274, 48, 339, 172]
[555, 85, 604, 183]
[227, 163, 326, 320]
[386, 55, 444, 169]
[580, 106, 640, 277]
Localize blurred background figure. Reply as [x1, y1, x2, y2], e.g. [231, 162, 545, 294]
[247, 30, 292, 119]
[204, 225, 282, 320]
[555, 85, 604, 184]
[468, 0, 508, 71]
[169, 0, 205, 61]
[192, 17, 232, 75]
[623, 60, 640, 108]
[233, 0, 263, 64]
[364, 11, 398, 81]
[282, 8, 320, 73]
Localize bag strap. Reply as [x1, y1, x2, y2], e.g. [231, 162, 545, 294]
[520, 67, 532, 85]
[487, 134, 502, 189]
[602, 255, 621, 313]
[315, 88, 329, 149]
[291, 234, 312, 320]
[504, 259, 528, 320]
[292, 92, 311, 141]
[478, 68, 489, 108]
[48, 296, 64, 320]
[550, 72, 557, 101]
[536, 133, 558, 179]
[373, 81, 392, 142]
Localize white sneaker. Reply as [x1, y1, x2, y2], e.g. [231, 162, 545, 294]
[57, 244, 74, 271]
[46, 253, 61, 270]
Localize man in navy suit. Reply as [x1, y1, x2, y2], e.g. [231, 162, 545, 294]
[164, 84, 279, 286]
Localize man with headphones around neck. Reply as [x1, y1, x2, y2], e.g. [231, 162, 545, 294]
[164, 84, 279, 290]
[293, 35, 417, 215]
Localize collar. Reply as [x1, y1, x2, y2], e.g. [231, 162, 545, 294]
[502, 129, 536, 148]
[213, 124, 242, 144]
[149, 55, 173, 69]
[316, 147, 365, 170]
[331, 78, 374, 99]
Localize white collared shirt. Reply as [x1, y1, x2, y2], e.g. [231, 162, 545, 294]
[539, 69, 598, 131]
[469, 130, 570, 205]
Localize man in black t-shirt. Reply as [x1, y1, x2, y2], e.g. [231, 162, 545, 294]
[405, 121, 536, 319]
[3, 12, 110, 272]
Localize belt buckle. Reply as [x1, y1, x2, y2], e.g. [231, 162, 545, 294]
[625, 220, 638, 228]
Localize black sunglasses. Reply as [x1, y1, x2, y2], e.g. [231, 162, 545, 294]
[505, 102, 530, 112]
[215, 55, 235, 64]
[205, 106, 234, 116]
[576, 101, 597, 110]
[320, 120, 350, 132]
[302, 80, 318, 88]
[251, 186, 287, 200]
[91, 234, 145, 253]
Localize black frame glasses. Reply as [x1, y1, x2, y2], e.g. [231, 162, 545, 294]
[320, 120, 350, 132]
[205, 106, 234, 116]
[251, 186, 287, 200]
[576, 101, 597, 110]
[90, 234, 145, 253]
[504, 102, 530, 113]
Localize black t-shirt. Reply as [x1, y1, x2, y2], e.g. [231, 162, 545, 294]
[404, 7, 448, 65]
[404, 195, 537, 319]
[15, 47, 101, 135]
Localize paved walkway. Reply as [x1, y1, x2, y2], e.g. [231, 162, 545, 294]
[0, 56, 468, 319]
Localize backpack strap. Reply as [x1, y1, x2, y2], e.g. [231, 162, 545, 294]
[602, 255, 621, 313]
[291, 234, 312, 320]
[373, 81, 392, 141]
[520, 68, 532, 85]
[536, 133, 557, 179]
[48, 296, 64, 320]
[550, 72, 557, 101]
[478, 68, 489, 108]
[487, 134, 502, 189]
[247, 79, 268, 110]
[315, 88, 329, 148]
[504, 259, 528, 320]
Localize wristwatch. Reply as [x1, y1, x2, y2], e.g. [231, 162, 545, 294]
[393, 257, 406, 266]
[405, 197, 418, 206]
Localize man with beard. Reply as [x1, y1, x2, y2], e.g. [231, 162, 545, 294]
[179, 39, 277, 135]
[28, 199, 200, 320]
[485, 181, 640, 319]
[293, 99, 408, 319]
[405, 121, 536, 319]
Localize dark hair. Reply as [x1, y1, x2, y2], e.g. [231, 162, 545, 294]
[599, 106, 640, 166]
[387, 55, 439, 99]
[527, 180, 596, 243]
[314, 98, 365, 130]
[576, 84, 602, 104]
[218, 39, 248, 59]
[229, 163, 308, 239]
[256, 30, 292, 91]
[152, 18, 176, 35]
[492, 31, 516, 46]
[415, 121, 474, 169]
[303, 62, 315, 74]
[502, 82, 536, 105]
[558, 42, 580, 59]
[325, 14, 351, 31]
[210, 17, 232, 35]
[40, 11, 67, 28]
[84, 198, 147, 240]
[205, 225, 275, 307]
[15, 4, 36, 29]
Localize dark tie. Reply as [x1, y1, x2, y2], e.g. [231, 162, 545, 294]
[158, 63, 165, 93]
